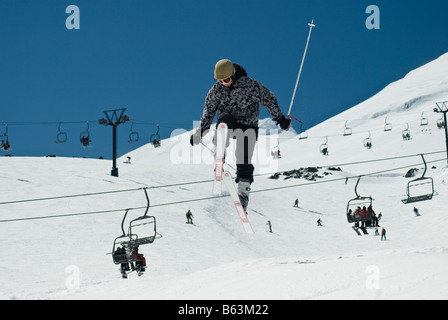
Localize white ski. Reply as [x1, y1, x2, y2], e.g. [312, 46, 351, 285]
[213, 123, 228, 194]
[222, 171, 254, 234]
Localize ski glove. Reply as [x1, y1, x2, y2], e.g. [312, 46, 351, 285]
[190, 131, 202, 146]
[276, 115, 291, 131]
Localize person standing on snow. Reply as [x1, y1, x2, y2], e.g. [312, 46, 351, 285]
[186, 210, 194, 224]
[190, 59, 291, 211]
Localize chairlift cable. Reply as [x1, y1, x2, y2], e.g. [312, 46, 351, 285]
[1, 156, 445, 224]
[0, 150, 444, 207]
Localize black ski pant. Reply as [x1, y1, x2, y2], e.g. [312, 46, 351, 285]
[217, 113, 257, 184]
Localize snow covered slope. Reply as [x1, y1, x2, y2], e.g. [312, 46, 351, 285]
[1, 53, 448, 300]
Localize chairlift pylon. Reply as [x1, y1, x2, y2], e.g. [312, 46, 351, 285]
[401, 154, 435, 204]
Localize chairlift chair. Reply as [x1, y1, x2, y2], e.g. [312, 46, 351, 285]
[401, 154, 435, 204]
[298, 123, 308, 140]
[150, 124, 161, 147]
[56, 123, 67, 144]
[128, 123, 139, 143]
[363, 131, 372, 149]
[420, 112, 428, 126]
[111, 188, 161, 276]
[343, 121, 352, 136]
[271, 146, 281, 159]
[402, 123, 411, 141]
[384, 117, 392, 132]
[320, 137, 329, 156]
[80, 122, 91, 148]
[437, 117, 445, 129]
[0, 124, 11, 151]
[346, 176, 374, 224]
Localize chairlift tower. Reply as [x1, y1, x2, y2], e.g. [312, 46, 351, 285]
[99, 108, 130, 177]
[433, 101, 448, 165]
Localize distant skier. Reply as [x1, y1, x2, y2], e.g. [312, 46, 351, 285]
[186, 210, 194, 224]
[317, 219, 323, 227]
[413, 207, 421, 217]
[293, 199, 299, 207]
[190, 59, 291, 211]
[266, 220, 273, 233]
[381, 227, 386, 241]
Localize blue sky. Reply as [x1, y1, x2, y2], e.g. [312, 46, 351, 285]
[1, 0, 448, 160]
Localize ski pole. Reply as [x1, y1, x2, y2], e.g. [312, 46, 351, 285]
[200, 141, 236, 172]
[287, 19, 316, 117]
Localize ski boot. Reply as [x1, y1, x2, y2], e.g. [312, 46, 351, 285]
[237, 179, 251, 212]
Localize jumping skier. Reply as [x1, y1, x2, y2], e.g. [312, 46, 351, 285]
[190, 59, 291, 210]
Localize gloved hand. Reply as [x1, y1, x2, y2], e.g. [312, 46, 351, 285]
[190, 131, 202, 146]
[276, 115, 291, 131]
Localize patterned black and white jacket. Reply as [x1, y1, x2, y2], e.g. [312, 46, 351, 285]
[198, 64, 284, 135]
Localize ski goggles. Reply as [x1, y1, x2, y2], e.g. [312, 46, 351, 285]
[218, 77, 232, 84]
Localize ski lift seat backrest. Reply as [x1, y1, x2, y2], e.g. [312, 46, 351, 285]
[128, 215, 157, 243]
[402, 177, 434, 204]
[401, 154, 435, 204]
